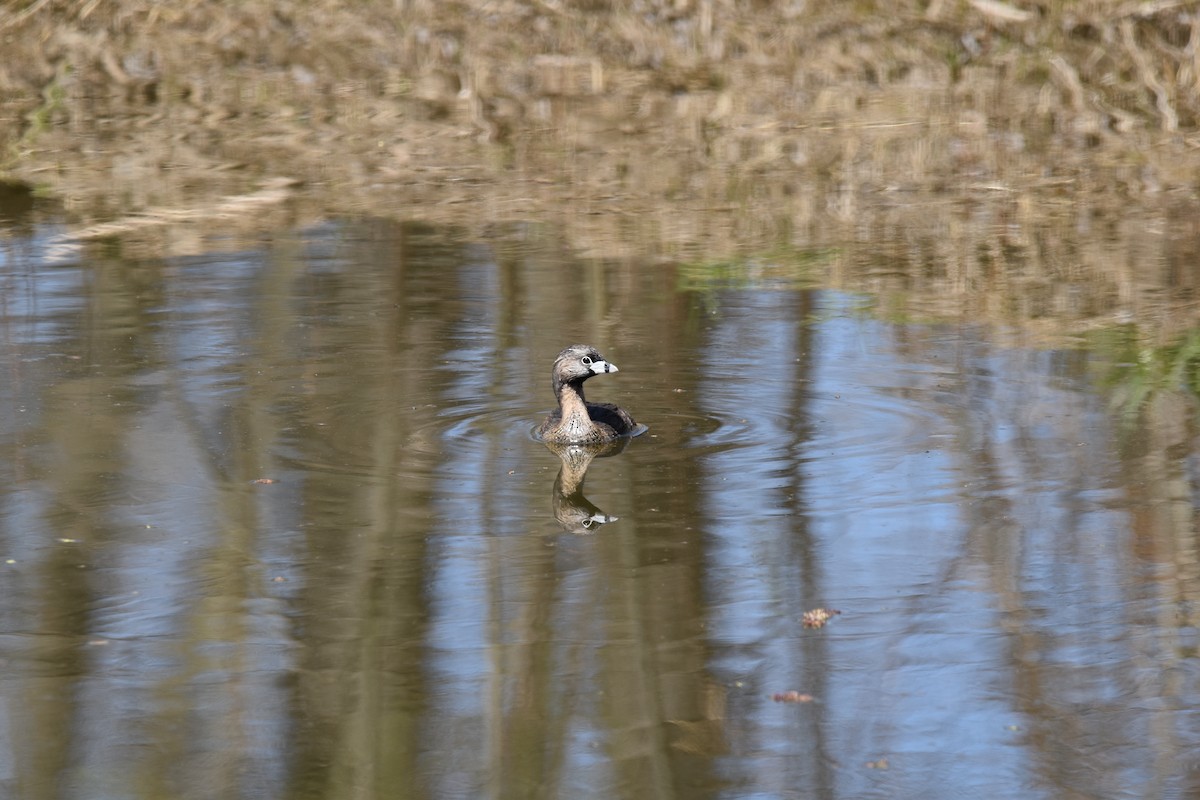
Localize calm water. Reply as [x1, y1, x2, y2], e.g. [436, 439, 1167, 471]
[2, 216, 1199, 799]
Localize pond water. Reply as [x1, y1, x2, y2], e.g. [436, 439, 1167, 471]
[2, 214, 1199, 799]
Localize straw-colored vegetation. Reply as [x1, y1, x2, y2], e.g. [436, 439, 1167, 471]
[1, 0, 1199, 334]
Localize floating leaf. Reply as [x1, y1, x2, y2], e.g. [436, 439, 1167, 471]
[771, 691, 814, 703]
[802, 608, 841, 628]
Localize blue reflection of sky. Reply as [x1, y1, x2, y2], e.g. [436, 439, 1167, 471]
[696, 290, 1154, 799]
[4, 225, 1197, 800]
[0, 228, 85, 343]
[0, 236, 298, 799]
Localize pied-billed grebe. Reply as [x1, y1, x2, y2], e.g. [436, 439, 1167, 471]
[537, 344, 639, 445]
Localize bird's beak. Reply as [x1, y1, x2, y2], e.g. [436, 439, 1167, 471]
[590, 360, 618, 374]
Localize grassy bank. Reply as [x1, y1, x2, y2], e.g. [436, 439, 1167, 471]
[0, 1, 1197, 270]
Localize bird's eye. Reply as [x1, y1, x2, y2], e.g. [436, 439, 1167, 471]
[581, 356, 593, 365]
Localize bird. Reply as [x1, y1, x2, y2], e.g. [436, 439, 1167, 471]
[536, 344, 639, 445]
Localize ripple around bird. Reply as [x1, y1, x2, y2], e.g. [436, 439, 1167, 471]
[636, 381, 954, 463]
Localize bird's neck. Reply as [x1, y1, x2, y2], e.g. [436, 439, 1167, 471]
[556, 381, 593, 434]
[554, 383, 588, 417]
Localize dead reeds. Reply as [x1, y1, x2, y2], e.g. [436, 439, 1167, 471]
[0, 0, 1198, 336]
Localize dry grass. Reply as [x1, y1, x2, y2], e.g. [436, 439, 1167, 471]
[1, 0, 1199, 334]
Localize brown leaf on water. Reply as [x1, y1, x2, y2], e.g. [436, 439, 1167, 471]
[771, 691, 814, 703]
[801, 608, 841, 628]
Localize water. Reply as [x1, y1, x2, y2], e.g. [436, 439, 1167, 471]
[2, 216, 1199, 799]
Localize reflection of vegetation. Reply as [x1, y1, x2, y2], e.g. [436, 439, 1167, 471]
[677, 247, 835, 295]
[1092, 327, 1200, 424]
[4, 64, 69, 167]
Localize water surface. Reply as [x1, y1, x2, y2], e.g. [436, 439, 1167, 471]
[1, 217, 1199, 799]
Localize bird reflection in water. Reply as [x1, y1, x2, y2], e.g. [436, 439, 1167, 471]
[542, 437, 630, 533]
